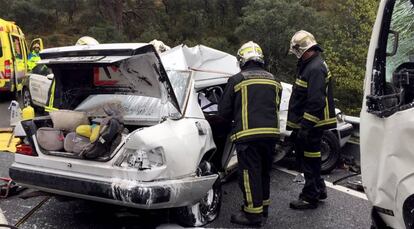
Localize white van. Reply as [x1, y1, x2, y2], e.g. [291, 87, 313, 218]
[361, 0, 414, 228]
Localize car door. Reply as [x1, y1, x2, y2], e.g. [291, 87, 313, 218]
[9, 35, 26, 92]
[30, 73, 52, 106]
[361, 0, 414, 228]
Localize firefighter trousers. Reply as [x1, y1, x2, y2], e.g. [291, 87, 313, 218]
[235, 139, 276, 214]
[295, 128, 326, 204]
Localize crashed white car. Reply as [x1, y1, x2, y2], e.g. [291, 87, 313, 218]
[24, 44, 354, 175]
[161, 45, 353, 174]
[11, 43, 226, 227]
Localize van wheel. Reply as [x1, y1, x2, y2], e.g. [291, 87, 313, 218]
[321, 131, 341, 174]
[175, 161, 222, 227]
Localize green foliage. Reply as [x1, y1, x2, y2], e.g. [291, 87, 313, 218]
[322, 0, 378, 115]
[236, 0, 328, 83]
[0, 0, 378, 115]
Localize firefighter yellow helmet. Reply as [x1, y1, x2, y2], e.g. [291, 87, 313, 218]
[237, 41, 264, 68]
[289, 30, 318, 59]
[76, 36, 99, 46]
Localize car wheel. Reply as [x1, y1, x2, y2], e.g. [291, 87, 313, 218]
[321, 131, 341, 174]
[175, 161, 222, 227]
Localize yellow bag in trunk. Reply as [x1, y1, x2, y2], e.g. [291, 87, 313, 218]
[76, 125, 92, 138]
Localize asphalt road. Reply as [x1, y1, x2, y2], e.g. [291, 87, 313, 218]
[0, 96, 371, 229]
[0, 94, 12, 128]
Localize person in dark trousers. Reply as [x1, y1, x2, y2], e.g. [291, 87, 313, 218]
[287, 30, 336, 209]
[218, 41, 282, 227]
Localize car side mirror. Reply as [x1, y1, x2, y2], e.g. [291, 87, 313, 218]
[386, 30, 399, 57]
[46, 74, 54, 80]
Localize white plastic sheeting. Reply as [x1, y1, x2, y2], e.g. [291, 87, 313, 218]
[160, 45, 240, 89]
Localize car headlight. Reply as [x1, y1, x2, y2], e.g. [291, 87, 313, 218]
[115, 147, 165, 170]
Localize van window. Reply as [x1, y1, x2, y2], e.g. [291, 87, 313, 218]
[11, 35, 22, 59]
[367, 0, 414, 117]
[385, 0, 414, 83]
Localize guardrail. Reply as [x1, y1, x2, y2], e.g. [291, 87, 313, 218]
[344, 115, 360, 145]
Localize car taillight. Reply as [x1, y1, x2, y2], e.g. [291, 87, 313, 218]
[4, 60, 11, 79]
[16, 144, 36, 156]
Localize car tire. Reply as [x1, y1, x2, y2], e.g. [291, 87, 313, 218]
[321, 131, 341, 174]
[175, 161, 222, 227]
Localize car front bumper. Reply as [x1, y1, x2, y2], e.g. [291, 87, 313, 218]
[10, 165, 218, 209]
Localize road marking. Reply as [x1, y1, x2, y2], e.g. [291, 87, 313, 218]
[0, 207, 7, 224]
[275, 166, 368, 200]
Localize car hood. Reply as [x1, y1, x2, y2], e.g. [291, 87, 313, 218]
[38, 43, 181, 113]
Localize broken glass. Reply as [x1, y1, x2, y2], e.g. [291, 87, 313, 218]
[386, 0, 414, 82]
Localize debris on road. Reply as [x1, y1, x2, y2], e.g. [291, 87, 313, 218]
[0, 177, 25, 199]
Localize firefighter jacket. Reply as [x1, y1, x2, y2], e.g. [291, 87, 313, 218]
[218, 64, 282, 143]
[287, 52, 336, 130]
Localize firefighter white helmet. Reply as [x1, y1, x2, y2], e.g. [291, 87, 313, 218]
[237, 41, 264, 68]
[76, 36, 99, 46]
[289, 30, 318, 59]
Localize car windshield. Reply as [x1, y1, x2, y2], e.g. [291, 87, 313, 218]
[75, 69, 191, 122]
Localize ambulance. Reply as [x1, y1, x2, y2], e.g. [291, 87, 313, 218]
[0, 18, 43, 96]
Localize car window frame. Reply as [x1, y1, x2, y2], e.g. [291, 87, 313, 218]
[10, 35, 23, 60]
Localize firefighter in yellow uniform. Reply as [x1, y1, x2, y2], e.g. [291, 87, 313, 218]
[287, 30, 336, 209]
[219, 41, 282, 227]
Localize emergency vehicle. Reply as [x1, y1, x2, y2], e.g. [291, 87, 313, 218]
[0, 18, 43, 96]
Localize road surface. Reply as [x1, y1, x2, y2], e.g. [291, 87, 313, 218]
[0, 96, 371, 229]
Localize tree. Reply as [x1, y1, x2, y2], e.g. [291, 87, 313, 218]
[236, 0, 328, 83]
[322, 0, 378, 114]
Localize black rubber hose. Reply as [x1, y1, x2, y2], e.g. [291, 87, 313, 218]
[0, 224, 19, 229]
[332, 173, 360, 185]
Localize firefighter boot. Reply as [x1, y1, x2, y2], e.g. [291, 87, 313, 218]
[319, 189, 327, 200]
[230, 211, 263, 227]
[289, 198, 318, 210]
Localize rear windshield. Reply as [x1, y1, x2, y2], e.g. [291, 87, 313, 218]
[48, 53, 187, 119]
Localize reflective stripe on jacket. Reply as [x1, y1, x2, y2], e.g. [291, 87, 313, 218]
[218, 65, 282, 143]
[287, 53, 336, 130]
